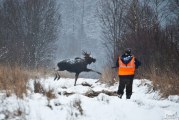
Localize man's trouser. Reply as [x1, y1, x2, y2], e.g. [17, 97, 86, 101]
[117, 76, 134, 97]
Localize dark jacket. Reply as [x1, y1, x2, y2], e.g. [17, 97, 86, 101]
[114, 54, 141, 77]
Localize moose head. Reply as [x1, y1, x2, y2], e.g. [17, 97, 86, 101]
[82, 51, 96, 64]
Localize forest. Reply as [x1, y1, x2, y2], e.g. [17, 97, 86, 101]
[98, 0, 179, 96]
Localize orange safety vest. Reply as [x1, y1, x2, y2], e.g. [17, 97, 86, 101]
[118, 56, 136, 75]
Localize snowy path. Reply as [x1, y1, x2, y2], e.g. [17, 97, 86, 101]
[0, 78, 179, 120]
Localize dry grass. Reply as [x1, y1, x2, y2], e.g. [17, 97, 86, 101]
[0, 65, 51, 98]
[0, 108, 23, 120]
[0, 65, 29, 98]
[99, 67, 118, 85]
[34, 80, 45, 94]
[72, 99, 83, 116]
[28, 67, 51, 79]
[34, 80, 56, 100]
[67, 98, 84, 119]
[33, 80, 56, 110]
[45, 88, 56, 100]
[149, 66, 179, 97]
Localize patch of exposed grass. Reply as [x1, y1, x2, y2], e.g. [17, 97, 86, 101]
[99, 67, 118, 85]
[0, 65, 29, 98]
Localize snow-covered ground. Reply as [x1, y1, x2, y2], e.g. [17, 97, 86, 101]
[0, 78, 179, 120]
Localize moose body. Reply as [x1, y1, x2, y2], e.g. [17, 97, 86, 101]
[54, 52, 101, 86]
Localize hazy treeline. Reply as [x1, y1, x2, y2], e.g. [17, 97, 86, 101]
[0, 0, 61, 68]
[57, 0, 103, 60]
[56, 0, 104, 76]
[98, 0, 179, 75]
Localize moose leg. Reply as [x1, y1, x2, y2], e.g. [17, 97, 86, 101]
[74, 73, 79, 86]
[54, 71, 61, 80]
[57, 72, 61, 80]
[86, 68, 102, 75]
[54, 73, 58, 80]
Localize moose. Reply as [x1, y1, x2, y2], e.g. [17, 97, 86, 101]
[54, 51, 101, 86]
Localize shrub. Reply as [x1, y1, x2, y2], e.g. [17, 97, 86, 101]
[0, 65, 29, 98]
[149, 65, 179, 97]
[99, 67, 118, 85]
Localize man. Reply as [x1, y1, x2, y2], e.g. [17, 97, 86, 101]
[113, 48, 141, 99]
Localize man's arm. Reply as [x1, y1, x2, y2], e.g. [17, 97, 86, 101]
[135, 58, 141, 69]
[112, 58, 119, 68]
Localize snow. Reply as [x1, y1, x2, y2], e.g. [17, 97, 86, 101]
[0, 78, 179, 120]
[62, 58, 84, 65]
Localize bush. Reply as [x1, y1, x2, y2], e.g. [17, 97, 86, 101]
[99, 67, 118, 85]
[0, 65, 51, 98]
[149, 65, 179, 97]
[34, 80, 56, 100]
[0, 65, 29, 98]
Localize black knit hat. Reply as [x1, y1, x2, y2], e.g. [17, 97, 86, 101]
[124, 48, 131, 55]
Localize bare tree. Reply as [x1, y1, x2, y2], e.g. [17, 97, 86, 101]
[98, 0, 179, 95]
[0, 0, 61, 68]
[98, 0, 129, 64]
[98, 0, 179, 73]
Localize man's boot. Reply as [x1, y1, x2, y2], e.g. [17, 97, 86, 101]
[118, 94, 123, 99]
[126, 95, 131, 99]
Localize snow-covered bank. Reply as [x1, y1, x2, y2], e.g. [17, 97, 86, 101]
[0, 78, 179, 120]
